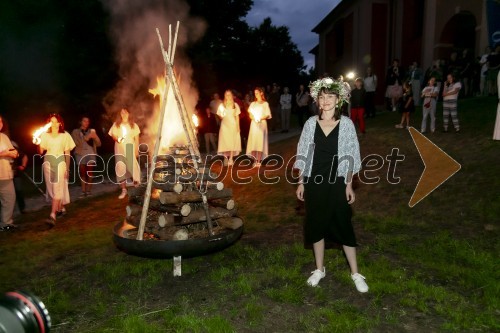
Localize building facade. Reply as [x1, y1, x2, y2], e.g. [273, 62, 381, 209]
[311, 0, 489, 103]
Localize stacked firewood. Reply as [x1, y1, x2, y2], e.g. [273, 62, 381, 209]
[125, 146, 242, 240]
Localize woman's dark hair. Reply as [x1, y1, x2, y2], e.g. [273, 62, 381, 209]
[79, 115, 90, 125]
[115, 108, 135, 128]
[318, 88, 341, 121]
[254, 87, 267, 102]
[46, 113, 65, 133]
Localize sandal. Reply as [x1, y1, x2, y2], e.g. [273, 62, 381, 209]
[56, 208, 67, 217]
[46, 214, 56, 228]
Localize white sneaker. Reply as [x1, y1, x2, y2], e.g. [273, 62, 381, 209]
[351, 273, 369, 293]
[307, 267, 326, 287]
[118, 189, 127, 199]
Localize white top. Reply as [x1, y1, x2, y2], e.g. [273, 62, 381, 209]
[0, 133, 14, 180]
[443, 82, 461, 101]
[363, 75, 377, 92]
[421, 85, 439, 97]
[40, 131, 76, 160]
[280, 93, 292, 109]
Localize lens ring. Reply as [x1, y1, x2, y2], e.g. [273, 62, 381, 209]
[6, 291, 51, 333]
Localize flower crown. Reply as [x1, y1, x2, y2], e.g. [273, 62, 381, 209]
[309, 77, 351, 107]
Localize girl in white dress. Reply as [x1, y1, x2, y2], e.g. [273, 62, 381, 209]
[246, 87, 272, 166]
[38, 114, 76, 226]
[108, 108, 141, 199]
[217, 90, 241, 165]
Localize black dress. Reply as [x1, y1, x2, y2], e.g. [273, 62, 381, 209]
[304, 121, 357, 246]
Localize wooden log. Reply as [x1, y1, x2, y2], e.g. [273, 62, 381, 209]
[126, 214, 158, 229]
[158, 213, 175, 227]
[180, 206, 237, 224]
[159, 188, 232, 205]
[215, 216, 243, 230]
[126, 204, 143, 217]
[205, 182, 224, 191]
[153, 172, 218, 184]
[128, 186, 146, 198]
[209, 198, 235, 210]
[154, 226, 177, 240]
[153, 182, 183, 193]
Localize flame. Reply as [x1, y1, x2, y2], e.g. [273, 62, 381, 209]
[192, 114, 199, 128]
[117, 125, 127, 143]
[249, 107, 261, 123]
[32, 123, 51, 144]
[148, 75, 166, 98]
[148, 75, 193, 152]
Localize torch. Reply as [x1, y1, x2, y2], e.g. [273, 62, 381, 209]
[249, 107, 261, 123]
[191, 114, 199, 128]
[118, 125, 127, 143]
[32, 123, 51, 145]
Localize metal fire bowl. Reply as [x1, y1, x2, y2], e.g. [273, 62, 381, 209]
[113, 219, 244, 259]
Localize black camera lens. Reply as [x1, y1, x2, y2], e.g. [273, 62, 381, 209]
[0, 290, 51, 333]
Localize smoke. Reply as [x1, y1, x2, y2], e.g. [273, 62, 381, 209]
[101, 0, 206, 148]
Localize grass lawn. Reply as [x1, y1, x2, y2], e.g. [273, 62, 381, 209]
[0, 97, 498, 332]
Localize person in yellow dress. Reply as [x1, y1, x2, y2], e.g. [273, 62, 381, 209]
[246, 87, 272, 166]
[37, 114, 76, 226]
[217, 90, 241, 166]
[108, 108, 141, 199]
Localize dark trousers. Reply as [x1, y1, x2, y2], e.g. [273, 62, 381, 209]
[365, 91, 376, 117]
[297, 106, 309, 128]
[13, 176, 25, 212]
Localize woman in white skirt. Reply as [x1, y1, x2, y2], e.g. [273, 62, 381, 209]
[246, 87, 272, 166]
[217, 90, 241, 165]
[38, 114, 76, 226]
[108, 108, 141, 199]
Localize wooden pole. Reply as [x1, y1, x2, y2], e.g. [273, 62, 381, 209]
[136, 27, 174, 240]
[162, 23, 213, 236]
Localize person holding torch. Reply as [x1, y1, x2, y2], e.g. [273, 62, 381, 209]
[294, 77, 368, 292]
[246, 87, 272, 167]
[217, 89, 241, 166]
[36, 114, 76, 227]
[108, 108, 141, 199]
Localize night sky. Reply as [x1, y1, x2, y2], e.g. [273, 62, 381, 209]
[245, 0, 341, 69]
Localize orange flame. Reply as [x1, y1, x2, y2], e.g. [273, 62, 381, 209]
[148, 75, 192, 152]
[249, 106, 261, 123]
[32, 123, 51, 144]
[148, 75, 166, 99]
[192, 114, 199, 128]
[118, 125, 127, 143]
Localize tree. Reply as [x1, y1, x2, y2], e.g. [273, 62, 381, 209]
[186, 1, 305, 99]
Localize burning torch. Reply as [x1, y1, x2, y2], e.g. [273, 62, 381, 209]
[32, 123, 51, 145]
[249, 107, 261, 123]
[118, 125, 127, 143]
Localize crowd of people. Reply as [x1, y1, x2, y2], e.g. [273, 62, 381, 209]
[0, 110, 146, 229]
[1, 47, 498, 294]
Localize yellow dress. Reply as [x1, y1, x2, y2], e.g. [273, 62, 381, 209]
[108, 123, 141, 183]
[40, 131, 76, 203]
[246, 101, 271, 158]
[217, 104, 242, 154]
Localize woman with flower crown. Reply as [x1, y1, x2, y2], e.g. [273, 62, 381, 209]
[294, 77, 369, 292]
